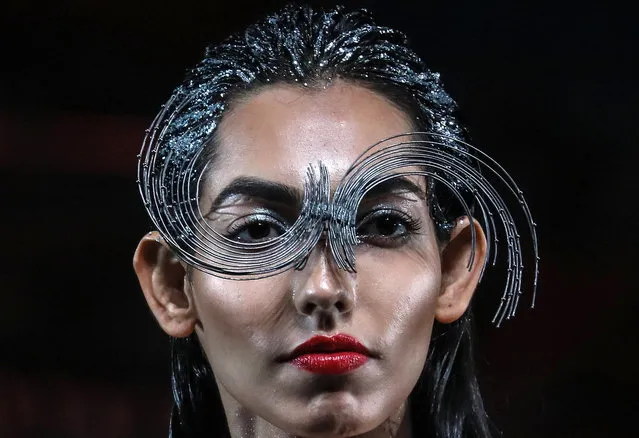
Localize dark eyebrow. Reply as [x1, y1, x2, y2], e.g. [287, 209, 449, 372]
[362, 176, 427, 201]
[209, 176, 303, 211]
[208, 175, 424, 217]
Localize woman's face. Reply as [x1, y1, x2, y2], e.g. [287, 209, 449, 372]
[190, 82, 444, 436]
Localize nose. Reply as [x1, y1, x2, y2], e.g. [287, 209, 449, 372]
[292, 243, 355, 319]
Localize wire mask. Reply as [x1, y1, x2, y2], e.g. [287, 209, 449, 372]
[138, 119, 538, 326]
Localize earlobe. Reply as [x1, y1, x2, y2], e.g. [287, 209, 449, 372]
[133, 231, 197, 337]
[435, 217, 488, 324]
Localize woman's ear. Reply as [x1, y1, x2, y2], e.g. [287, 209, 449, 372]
[133, 231, 197, 337]
[435, 217, 488, 324]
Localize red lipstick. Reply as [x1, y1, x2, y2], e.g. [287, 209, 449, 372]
[288, 334, 371, 375]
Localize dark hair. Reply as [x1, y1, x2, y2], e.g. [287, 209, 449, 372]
[163, 5, 492, 438]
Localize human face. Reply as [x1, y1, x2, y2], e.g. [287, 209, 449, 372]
[190, 82, 442, 436]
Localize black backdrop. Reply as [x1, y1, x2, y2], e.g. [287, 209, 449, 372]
[1, 0, 636, 436]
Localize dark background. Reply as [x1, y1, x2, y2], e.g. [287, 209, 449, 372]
[1, 0, 636, 436]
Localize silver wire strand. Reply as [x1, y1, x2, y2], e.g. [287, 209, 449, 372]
[138, 131, 539, 324]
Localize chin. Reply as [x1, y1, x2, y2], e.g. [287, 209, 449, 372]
[284, 392, 377, 438]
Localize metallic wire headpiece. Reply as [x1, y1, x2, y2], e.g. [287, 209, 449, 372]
[138, 125, 539, 326]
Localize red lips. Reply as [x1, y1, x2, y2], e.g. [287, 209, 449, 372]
[287, 334, 372, 375]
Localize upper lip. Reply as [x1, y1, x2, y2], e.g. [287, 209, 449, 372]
[281, 334, 374, 361]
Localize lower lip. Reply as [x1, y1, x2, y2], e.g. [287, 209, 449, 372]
[291, 352, 368, 374]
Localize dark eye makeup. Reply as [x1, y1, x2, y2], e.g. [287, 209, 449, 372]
[226, 212, 288, 243]
[223, 204, 422, 247]
[356, 207, 422, 247]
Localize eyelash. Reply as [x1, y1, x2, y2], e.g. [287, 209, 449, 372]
[226, 213, 288, 243]
[225, 208, 422, 246]
[356, 208, 422, 247]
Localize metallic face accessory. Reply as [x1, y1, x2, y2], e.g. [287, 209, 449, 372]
[138, 130, 538, 326]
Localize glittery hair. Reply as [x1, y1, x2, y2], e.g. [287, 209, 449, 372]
[147, 5, 533, 437]
[140, 3, 471, 249]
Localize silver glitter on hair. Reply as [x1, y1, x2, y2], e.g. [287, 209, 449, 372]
[136, 5, 539, 325]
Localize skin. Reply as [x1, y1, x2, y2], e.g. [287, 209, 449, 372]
[134, 81, 487, 437]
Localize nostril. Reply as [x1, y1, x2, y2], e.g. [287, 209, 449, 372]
[301, 300, 346, 315]
[303, 302, 316, 315]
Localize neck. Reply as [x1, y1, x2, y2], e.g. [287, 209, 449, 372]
[217, 383, 412, 438]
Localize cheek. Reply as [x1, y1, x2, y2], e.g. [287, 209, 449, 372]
[189, 273, 292, 365]
[357, 245, 441, 352]
[353, 248, 441, 412]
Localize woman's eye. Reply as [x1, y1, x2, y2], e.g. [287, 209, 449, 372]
[356, 210, 420, 244]
[359, 215, 406, 237]
[228, 217, 286, 243]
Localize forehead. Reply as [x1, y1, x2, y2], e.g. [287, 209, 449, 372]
[209, 81, 413, 190]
